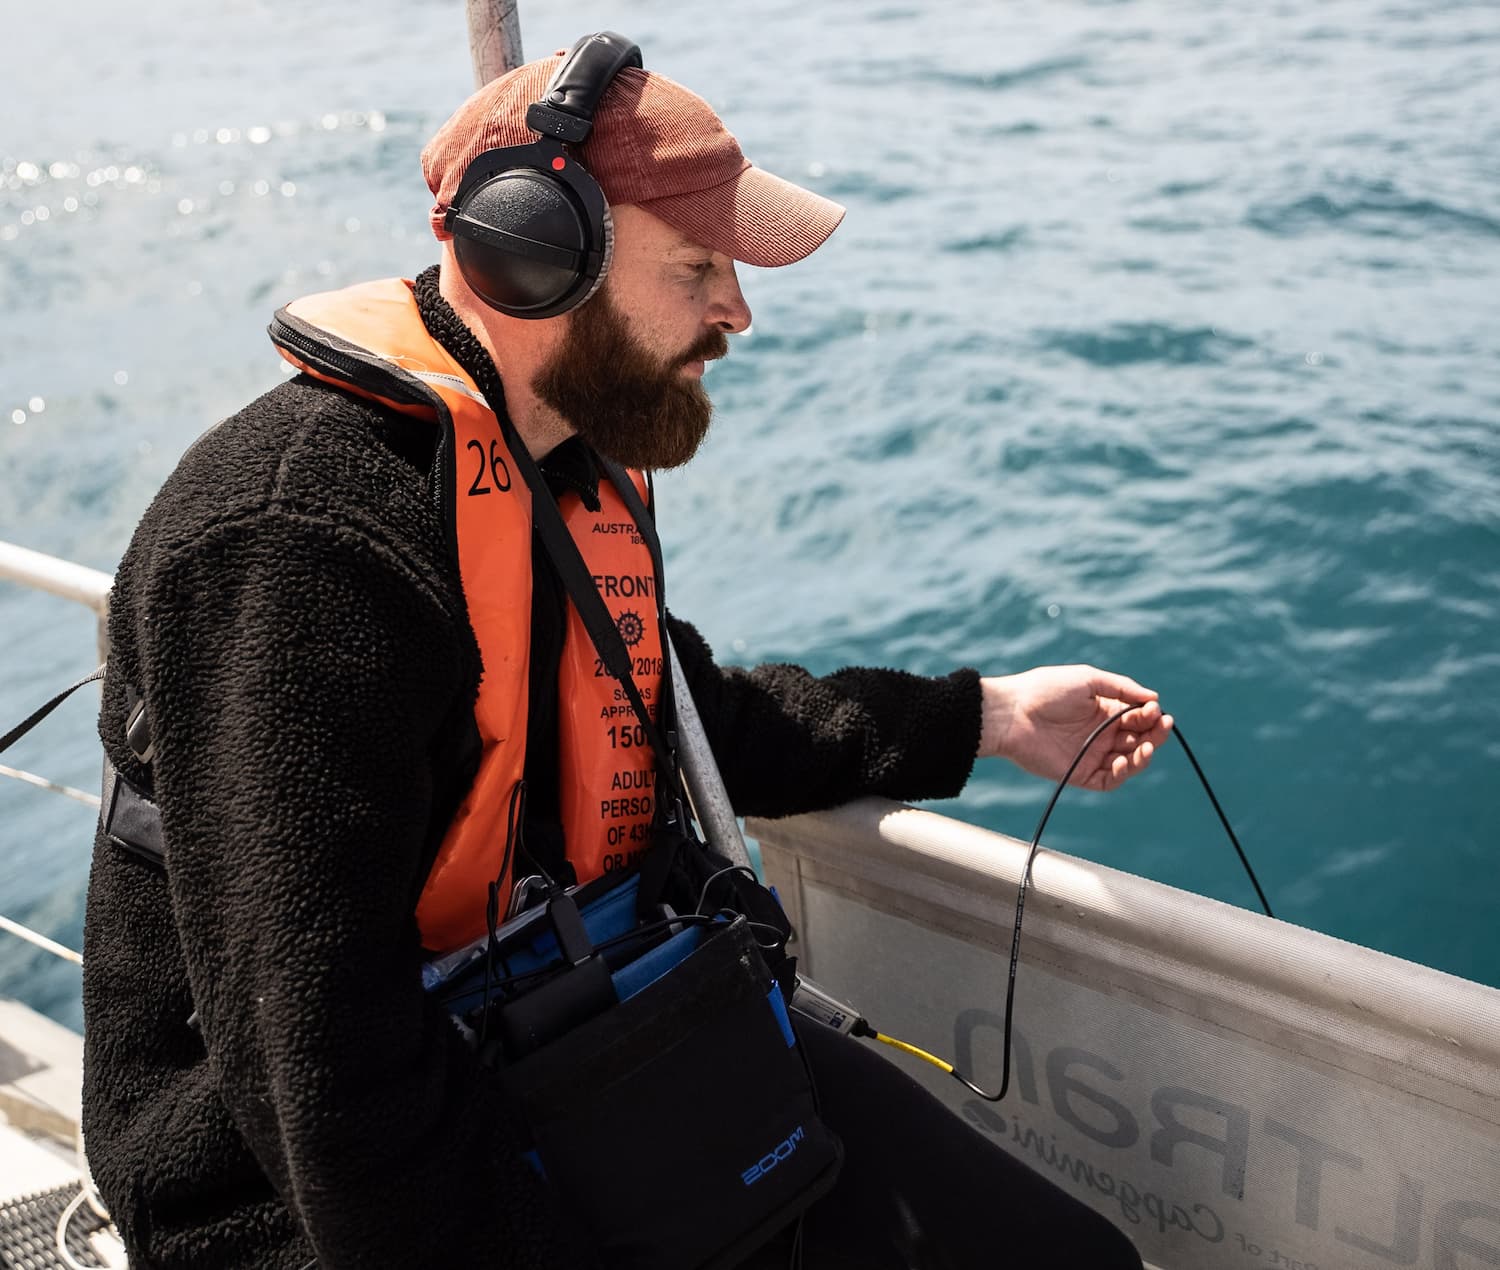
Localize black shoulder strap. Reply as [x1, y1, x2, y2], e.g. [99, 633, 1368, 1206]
[0, 665, 105, 755]
[0, 665, 167, 869]
[515, 445, 684, 805]
[597, 457, 679, 767]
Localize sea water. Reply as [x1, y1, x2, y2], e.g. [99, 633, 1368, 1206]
[2, 0, 1497, 1029]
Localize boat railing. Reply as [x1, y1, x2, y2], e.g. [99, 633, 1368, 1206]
[1, 538, 111, 964]
[749, 801, 1500, 1270]
[0, 539, 112, 663]
[0, 537, 108, 811]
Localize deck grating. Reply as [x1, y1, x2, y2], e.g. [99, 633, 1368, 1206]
[0, 1183, 109, 1269]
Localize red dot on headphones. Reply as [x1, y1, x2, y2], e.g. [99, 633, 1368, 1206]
[551, 157, 566, 171]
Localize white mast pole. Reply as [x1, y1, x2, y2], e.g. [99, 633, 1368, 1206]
[466, 0, 524, 85]
[667, 639, 754, 869]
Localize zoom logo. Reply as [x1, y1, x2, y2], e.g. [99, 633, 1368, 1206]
[741, 1125, 806, 1186]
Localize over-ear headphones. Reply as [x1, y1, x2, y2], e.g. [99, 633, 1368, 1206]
[444, 31, 643, 319]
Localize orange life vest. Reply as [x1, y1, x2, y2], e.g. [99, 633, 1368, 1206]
[270, 278, 664, 953]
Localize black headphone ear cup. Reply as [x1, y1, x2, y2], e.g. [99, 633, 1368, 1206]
[451, 166, 602, 318]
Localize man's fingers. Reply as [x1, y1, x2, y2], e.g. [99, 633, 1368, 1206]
[1114, 705, 1173, 752]
[1114, 699, 1161, 731]
[1086, 734, 1158, 791]
[1107, 749, 1136, 788]
[1089, 668, 1157, 706]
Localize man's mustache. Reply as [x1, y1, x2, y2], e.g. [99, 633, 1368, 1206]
[682, 329, 730, 366]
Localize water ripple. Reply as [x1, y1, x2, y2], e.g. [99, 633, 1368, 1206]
[1034, 323, 1254, 367]
[940, 227, 1028, 254]
[908, 54, 1092, 94]
[1247, 183, 1500, 240]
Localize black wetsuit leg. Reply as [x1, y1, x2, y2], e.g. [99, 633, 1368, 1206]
[743, 1021, 1143, 1270]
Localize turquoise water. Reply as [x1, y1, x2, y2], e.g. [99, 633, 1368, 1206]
[3, 1, 1498, 1030]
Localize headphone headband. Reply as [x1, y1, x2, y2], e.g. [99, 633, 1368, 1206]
[526, 32, 643, 145]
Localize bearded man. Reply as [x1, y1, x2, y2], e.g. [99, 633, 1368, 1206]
[82, 36, 1164, 1270]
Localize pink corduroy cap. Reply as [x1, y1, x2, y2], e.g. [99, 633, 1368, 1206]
[421, 54, 845, 268]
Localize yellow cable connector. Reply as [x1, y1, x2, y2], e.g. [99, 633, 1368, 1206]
[871, 1031, 954, 1075]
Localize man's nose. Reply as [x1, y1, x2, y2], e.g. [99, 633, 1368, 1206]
[709, 264, 752, 334]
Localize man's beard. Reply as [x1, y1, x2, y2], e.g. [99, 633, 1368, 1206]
[531, 287, 728, 471]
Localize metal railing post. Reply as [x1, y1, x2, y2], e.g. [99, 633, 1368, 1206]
[0, 540, 113, 660]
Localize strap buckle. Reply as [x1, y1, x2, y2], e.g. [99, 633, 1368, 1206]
[125, 688, 155, 764]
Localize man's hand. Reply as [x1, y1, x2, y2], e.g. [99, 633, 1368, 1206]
[978, 666, 1172, 792]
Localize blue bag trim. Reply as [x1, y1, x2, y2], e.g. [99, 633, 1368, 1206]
[425, 875, 644, 1013]
[611, 923, 709, 1002]
[767, 983, 795, 1048]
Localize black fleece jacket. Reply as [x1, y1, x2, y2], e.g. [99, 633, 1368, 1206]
[80, 271, 982, 1270]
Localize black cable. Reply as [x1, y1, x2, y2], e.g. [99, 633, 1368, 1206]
[887, 707, 1274, 1103]
[694, 863, 762, 917]
[1173, 724, 1274, 919]
[979, 707, 1133, 1102]
[706, 909, 791, 952]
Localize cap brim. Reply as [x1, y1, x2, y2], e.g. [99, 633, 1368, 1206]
[637, 164, 845, 268]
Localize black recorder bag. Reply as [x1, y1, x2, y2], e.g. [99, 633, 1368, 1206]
[422, 848, 842, 1268]
[496, 907, 841, 1269]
